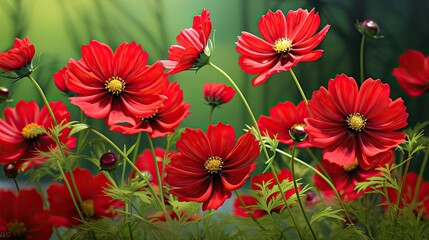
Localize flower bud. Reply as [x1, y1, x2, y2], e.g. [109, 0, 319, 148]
[4, 163, 18, 178]
[0, 86, 11, 102]
[99, 152, 119, 172]
[356, 19, 383, 39]
[289, 124, 308, 142]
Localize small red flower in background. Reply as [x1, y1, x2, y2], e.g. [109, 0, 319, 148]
[53, 66, 71, 94]
[257, 100, 311, 148]
[314, 150, 393, 201]
[203, 83, 235, 107]
[305, 74, 408, 170]
[161, 9, 212, 75]
[110, 81, 191, 138]
[0, 189, 52, 239]
[233, 169, 299, 218]
[0, 36, 35, 76]
[64, 40, 168, 126]
[385, 172, 429, 217]
[0, 100, 76, 170]
[47, 167, 124, 228]
[165, 122, 260, 211]
[129, 148, 167, 189]
[392, 50, 429, 97]
[236, 9, 330, 86]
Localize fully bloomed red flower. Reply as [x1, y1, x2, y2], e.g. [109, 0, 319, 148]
[314, 150, 393, 201]
[110, 81, 191, 137]
[47, 167, 124, 228]
[165, 122, 260, 210]
[0, 189, 52, 239]
[233, 169, 299, 218]
[385, 172, 429, 217]
[0, 36, 35, 75]
[236, 9, 330, 86]
[0, 100, 76, 170]
[305, 74, 408, 170]
[203, 82, 235, 107]
[161, 9, 212, 75]
[257, 100, 311, 148]
[392, 50, 429, 97]
[64, 40, 168, 126]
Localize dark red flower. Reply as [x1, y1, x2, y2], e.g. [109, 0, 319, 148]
[161, 9, 212, 75]
[233, 169, 298, 218]
[236, 9, 330, 86]
[203, 82, 235, 107]
[0, 100, 76, 170]
[314, 150, 393, 201]
[165, 122, 260, 210]
[65, 40, 168, 126]
[305, 74, 408, 170]
[0, 37, 35, 76]
[47, 167, 124, 228]
[257, 100, 311, 148]
[385, 172, 429, 217]
[109, 81, 191, 138]
[0, 189, 52, 239]
[392, 50, 429, 97]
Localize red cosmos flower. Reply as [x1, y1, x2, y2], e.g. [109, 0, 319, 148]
[109, 82, 191, 138]
[0, 100, 76, 170]
[392, 50, 429, 97]
[385, 172, 429, 217]
[64, 40, 168, 126]
[233, 169, 298, 218]
[257, 100, 311, 148]
[0, 36, 35, 76]
[0, 189, 52, 239]
[236, 9, 330, 86]
[47, 167, 124, 228]
[314, 150, 393, 201]
[161, 9, 212, 75]
[165, 122, 260, 211]
[304, 74, 408, 170]
[203, 83, 235, 107]
[53, 66, 71, 94]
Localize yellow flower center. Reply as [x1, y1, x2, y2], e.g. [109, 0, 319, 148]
[346, 113, 367, 132]
[105, 77, 125, 95]
[204, 156, 223, 174]
[7, 221, 26, 237]
[273, 38, 292, 53]
[343, 159, 359, 172]
[21, 122, 43, 139]
[82, 199, 95, 217]
[140, 111, 158, 122]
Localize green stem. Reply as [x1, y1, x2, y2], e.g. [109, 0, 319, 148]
[209, 61, 303, 236]
[289, 69, 308, 105]
[126, 202, 134, 240]
[13, 178, 20, 192]
[208, 105, 215, 125]
[269, 145, 354, 224]
[27, 75, 58, 126]
[132, 133, 142, 163]
[146, 133, 166, 213]
[413, 140, 429, 205]
[290, 142, 317, 239]
[359, 35, 366, 84]
[234, 190, 266, 231]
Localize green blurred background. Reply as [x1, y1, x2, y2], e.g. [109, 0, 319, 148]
[1, 0, 429, 177]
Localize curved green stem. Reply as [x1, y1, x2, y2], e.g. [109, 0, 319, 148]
[359, 35, 366, 84]
[290, 143, 317, 239]
[289, 69, 308, 105]
[12, 178, 20, 192]
[146, 133, 166, 212]
[394, 154, 412, 225]
[208, 105, 215, 125]
[234, 190, 266, 231]
[27, 75, 58, 126]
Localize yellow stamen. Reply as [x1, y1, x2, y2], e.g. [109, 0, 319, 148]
[21, 122, 43, 139]
[82, 199, 95, 217]
[105, 77, 125, 95]
[7, 221, 26, 237]
[343, 159, 359, 172]
[204, 156, 223, 174]
[273, 38, 292, 53]
[346, 113, 367, 132]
